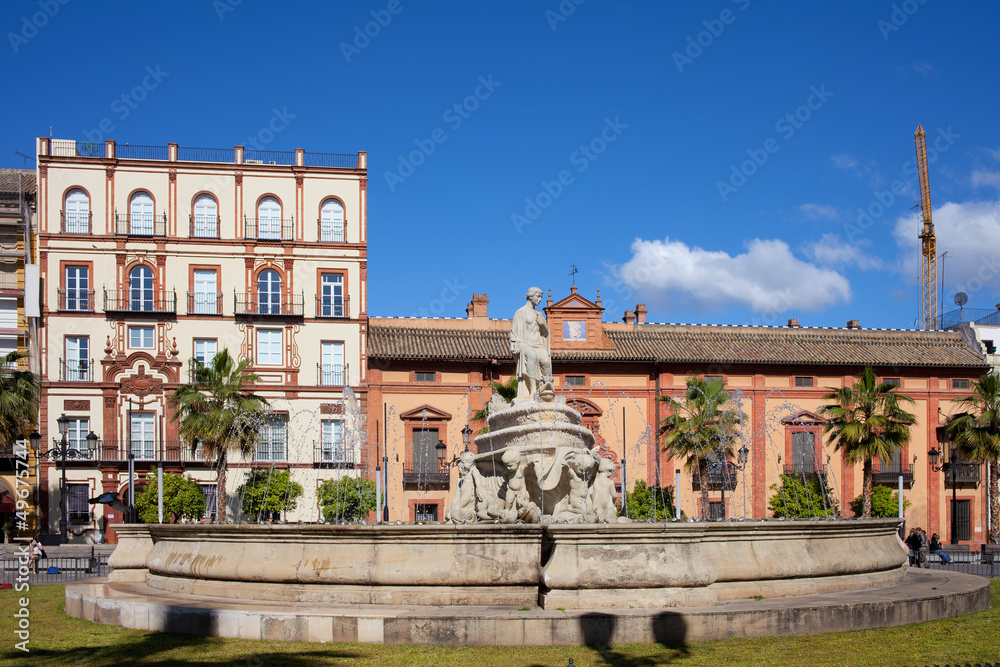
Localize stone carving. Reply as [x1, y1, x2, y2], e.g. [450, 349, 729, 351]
[510, 286, 553, 402]
[589, 450, 619, 523]
[64, 400, 89, 411]
[444, 451, 478, 524]
[121, 366, 163, 397]
[500, 450, 540, 523]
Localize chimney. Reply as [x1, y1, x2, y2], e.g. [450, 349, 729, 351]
[635, 304, 647, 324]
[466, 294, 488, 319]
[847, 319, 861, 329]
[787, 318, 800, 328]
[623, 310, 635, 324]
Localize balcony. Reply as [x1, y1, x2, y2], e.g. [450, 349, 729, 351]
[104, 288, 177, 315]
[317, 363, 348, 386]
[243, 217, 294, 241]
[315, 295, 349, 319]
[317, 218, 347, 243]
[114, 212, 167, 237]
[187, 291, 224, 316]
[691, 464, 739, 491]
[313, 442, 357, 468]
[43, 439, 208, 463]
[60, 210, 92, 234]
[944, 462, 981, 486]
[873, 463, 914, 486]
[57, 288, 95, 312]
[403, 462, 450, 486]
[234, 292, 304, 317]
[59, 358, 93, 382]
[783, 464, 826, 479]
[189, 214, 220, 239]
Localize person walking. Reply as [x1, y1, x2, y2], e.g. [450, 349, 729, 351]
[29, 540, 41, 574]
[916, 528, 931, 568]
[929, 532, 952, 564]
[905, 528, 925, 567]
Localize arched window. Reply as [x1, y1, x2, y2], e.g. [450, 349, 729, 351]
[129, 265, 154, 312]
[257, 197, 281, 239]
[130, 192, 154, 235]
[192, 194, 218, 238]
[64, 189, 90, 234]
[320, 198, 344, 242]
[257, 269, 281, 315]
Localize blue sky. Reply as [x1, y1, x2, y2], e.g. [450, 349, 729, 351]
[3, 1, 999, 329]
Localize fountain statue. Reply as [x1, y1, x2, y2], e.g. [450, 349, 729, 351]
[445, 286, 621, 524]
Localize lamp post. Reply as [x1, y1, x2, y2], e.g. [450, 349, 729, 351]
[461, 425, 473, 453]
[435, 439, 447, 473]
[928, 446, 973, 545]
[56, 413, 69, 542]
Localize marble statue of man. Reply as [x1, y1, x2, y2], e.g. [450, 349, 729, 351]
[510, 286, 552, 401]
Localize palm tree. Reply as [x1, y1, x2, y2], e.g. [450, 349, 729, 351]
[820, 366, 916, 518]
[0, 350, 39, 451]
[947, 370, 1000, 544]
[170, 349, 268, 522]
[470, 377, 519, 435]
[658, 378, 745, 520]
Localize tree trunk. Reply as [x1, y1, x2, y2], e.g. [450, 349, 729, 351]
[990, 461, 999, 545]
[697, 459, 710, 520]
[862, 458, 873, 518]
[216, 450, 227, 523]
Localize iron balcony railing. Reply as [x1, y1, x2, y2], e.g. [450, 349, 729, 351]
[945, 462, 982, 486]
[691, 465, 739, 491]
[317, 363, 348, 386]
[317, 218, 347, 242]
[104, 288, 177, 314]
[116, 144, 169, 160]
[252, 447, 287, 464]
[312, 442, 357, 468]
[49, 439, 211, 463]
[244, 150, 297, 165]
[243, 217, 294, 241]
[59, 358, 93, 382]
[51, 141, 105, 158]
[873, 463, 914, 486]
[303, 152, 358, 168]
[189, 214, 220, 238]
[57, 288, 95, 312]
[315, 294, 349, 319]
[177, 146, 234, 163]
[402, 462, 450, 486]
[782, 464, 824, 478]
[114, 212, 167, 237]
[234, 292, 304, 317]
[60, 210, 92, 234]
[187, 291, 223, 315]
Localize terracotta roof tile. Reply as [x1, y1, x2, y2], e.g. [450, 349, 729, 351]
[0, 169, 36, 195]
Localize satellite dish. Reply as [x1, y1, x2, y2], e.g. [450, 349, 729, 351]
[954, 292, 968, 307]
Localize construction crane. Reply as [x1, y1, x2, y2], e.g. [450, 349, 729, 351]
[914, 125, 937, 330]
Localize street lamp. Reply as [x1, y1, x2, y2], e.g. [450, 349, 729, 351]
[461, 425, 473, 452]
[56, 413, 69, 542]
[928, 446, 973, 545]
[435, 439, 447, 472]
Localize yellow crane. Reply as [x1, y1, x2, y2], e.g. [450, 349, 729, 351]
[914, 125, 937, 329]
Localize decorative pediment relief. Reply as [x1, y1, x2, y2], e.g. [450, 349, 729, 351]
[566, 397, 602, 417]
[120, 365, 163, 398]
[399, 405, 453, 422]
[780, 410, 826, 425]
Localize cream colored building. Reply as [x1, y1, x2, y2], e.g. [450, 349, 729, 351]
[35, 138, 368, 542]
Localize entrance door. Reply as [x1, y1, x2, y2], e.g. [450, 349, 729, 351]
[130, 413, 156, 460]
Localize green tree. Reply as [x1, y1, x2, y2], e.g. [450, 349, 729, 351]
[947, 370, 1000, 543]
[317, 476, 378, 522]
[470, 378, 519, 434]
[170, 349, 268, 522]
[134, 471, 206, 523]
[238, 468, 303, 522]
[849, 485, 909, 519]
[820, 366, 917, 518]
[768, 474, 840, 518]
[0, 351, 39, 450]
[620, 479, 678, 521]
[658, 378, 746, 520]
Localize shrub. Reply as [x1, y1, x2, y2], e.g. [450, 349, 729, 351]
[849, 485, 909, 518]
[768, 474, 840, 518]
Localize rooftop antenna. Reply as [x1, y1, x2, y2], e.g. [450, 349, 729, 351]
[569, 263, 578, 287]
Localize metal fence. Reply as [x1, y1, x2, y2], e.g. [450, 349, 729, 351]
[0, 553, 112, 585]
[909, 545, 1000, 578]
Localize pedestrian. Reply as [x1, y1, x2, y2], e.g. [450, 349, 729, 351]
[904, 528, 925, 567]
[916, 528, 931, 568]
[929, 532, 952, 564]
[29, 540, 41, 574]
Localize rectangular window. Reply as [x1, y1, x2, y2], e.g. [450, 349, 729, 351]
[200, 484, 217, 521]
[129, 326, 154, 349]
[321, 420, 345, 463]
[66, 418, 89, 453]
[883, 378, 901, 387]
[319, 273, 345, 317]
[193, 339, 217, 365]
[952, 379, 970, 390]
[415, 371, 436, 383]
[565, 375, 585, 386]
[130, 413, 156, 460]
[708, 501, 725, 520]
[256, 417, 287, 462]
[412, 428, 439, 474]
[984, 339, 996, 354]
[64, 336, 89, 381]
[320, 341, 345, 385]
[791, 431, 815, 473]
[794, 377, 814, 387]
[952, 499, 970, 542]
[414, 503, 438, 522]
[256, 329, 282, 365]
[64, 265, 90, 311]
[66, 483, 90, 522]
[192, 269, 218, 314]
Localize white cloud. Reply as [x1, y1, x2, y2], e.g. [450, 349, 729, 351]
[893, 200, 1000, 303]
[971, 169, 1000, 189]
[830, 153, 858, 170]
[806, 233, 883, 270]
[798, 203, 838, 220]
[616, 237, 851, 313]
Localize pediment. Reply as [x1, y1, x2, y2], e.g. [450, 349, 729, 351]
[546, 289, 603, 313]
[566, 397, 602, 417]
[780, 410, 826, 425]
[399, 405, 453, 421]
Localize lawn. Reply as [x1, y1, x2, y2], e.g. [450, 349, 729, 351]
[1, 581, 997, 666]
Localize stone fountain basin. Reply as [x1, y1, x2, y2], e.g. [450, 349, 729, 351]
[110, 519, 908, 609]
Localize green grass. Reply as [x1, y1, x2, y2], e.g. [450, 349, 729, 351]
[0, 581, 997, 666]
